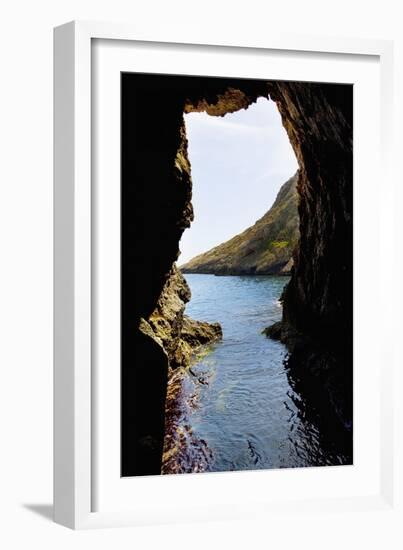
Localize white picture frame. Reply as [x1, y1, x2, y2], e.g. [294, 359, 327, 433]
[54, 20, 397, 530]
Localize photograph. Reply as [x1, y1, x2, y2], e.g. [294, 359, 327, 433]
[120, 73, 353, 477]
[0, 0, 397, 541]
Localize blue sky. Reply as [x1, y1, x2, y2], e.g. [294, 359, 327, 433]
[179, 97, 298, 264]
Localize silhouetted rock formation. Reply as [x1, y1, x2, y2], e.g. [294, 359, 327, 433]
[180, 173, 299, 275]
[263, 82, 353, 446]
[121, 74, 353, 475]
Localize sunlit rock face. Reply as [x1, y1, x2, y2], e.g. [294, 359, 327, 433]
[121, 74, 353, 475]
[145, 264, 222, 370]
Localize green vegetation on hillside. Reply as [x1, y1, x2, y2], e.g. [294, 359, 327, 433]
[180, 172, 299, 276]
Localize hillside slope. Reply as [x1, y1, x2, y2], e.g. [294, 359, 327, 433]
[180, 172, 299, 276]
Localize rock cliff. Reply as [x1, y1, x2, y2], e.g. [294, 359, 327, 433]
[180, 173, 299, 275]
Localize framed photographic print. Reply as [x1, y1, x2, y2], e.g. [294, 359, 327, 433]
[54, 21, 396, 529]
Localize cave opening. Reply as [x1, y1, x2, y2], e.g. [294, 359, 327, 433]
[121, 73, 353, 476]
[161, 97, 304, 473]
[179, 96, 298, 269]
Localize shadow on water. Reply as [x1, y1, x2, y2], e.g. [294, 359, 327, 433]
[163, 274, 352, 474]
[283, 351, 353, 464]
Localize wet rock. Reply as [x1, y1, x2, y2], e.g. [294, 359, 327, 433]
[181, 315, 222, 348]
[262, 321, 283, 340]
[147, 264, 222, 370]
[262, 320, 304, 352]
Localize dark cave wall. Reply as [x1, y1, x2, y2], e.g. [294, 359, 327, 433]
[267, 82, 353, 346]
[121, 75, 190, 476]
[121, 74, 353, 476]
[267, 82, 353, 437]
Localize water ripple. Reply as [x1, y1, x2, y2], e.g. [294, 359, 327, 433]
[163, 274, 350, 474]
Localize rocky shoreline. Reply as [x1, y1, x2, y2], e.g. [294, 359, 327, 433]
[146, 267, 222, 475]
[142, 264, 222, 371]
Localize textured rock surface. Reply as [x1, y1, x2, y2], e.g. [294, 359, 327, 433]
[264, 82, 353, 441]
[146, 264, 222, 370]
[267, 82, 353, 343]
[121, 74, 353, 475]
[180, 173, 299, 275]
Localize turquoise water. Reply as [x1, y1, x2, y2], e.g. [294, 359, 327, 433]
[163, 274, 348, 474]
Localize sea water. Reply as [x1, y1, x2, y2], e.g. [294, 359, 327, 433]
[163, 274, 349, 474]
